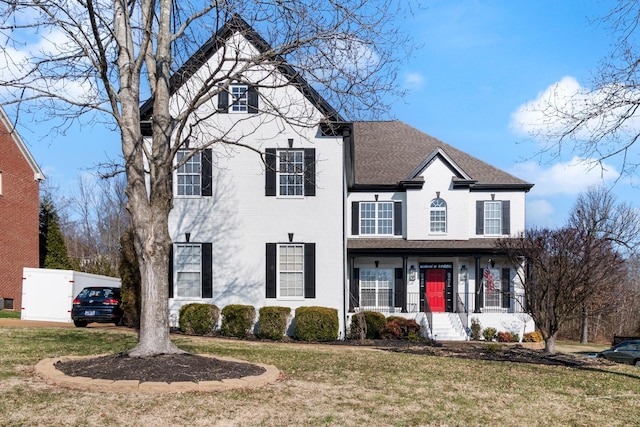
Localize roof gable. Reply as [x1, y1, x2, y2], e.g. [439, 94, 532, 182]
[140, 14, 343, 124]
[351, 120, 532, 191]
[0, 107, 44, 182]
[407, 147, 472, 181]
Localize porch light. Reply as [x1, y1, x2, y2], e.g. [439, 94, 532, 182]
[460, 265, 467, 280]
[409, 265, 417, 281]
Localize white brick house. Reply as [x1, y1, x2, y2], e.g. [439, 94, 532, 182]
[141, 15, 535, 340]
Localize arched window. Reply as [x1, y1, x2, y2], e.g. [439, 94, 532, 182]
[430, 198, 447, 233]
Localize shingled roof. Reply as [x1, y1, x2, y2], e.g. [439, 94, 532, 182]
[351, 120, 532, 191]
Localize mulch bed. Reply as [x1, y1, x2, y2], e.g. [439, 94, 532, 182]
[53, 339, 611, 383]
[55, 353, 266, 383]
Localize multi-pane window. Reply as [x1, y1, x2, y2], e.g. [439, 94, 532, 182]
[484, 201, 502, 235]
[175, 244, 202, 298]
[360, 269, 394, 308]
[278, 150, 304, 196]
[278, 244, 304, 297]
[360, 202, 393, 235]
[231, 84, 248, 112]
[430, 198, 447, 233]
[483, 268, 501, 308]
[176, 150, 201, 196]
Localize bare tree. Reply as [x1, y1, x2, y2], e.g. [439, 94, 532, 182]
[0, 2, 415, 356]
[566, 185, 640, 343]
[515, 2, 640, 178]
[497, 227, 626, 353]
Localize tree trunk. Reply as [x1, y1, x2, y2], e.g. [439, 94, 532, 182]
[580, 305, 588, 344]
[544, 333, 557, 353]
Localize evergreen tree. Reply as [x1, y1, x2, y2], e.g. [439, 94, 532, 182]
[39, 195, 72, 270]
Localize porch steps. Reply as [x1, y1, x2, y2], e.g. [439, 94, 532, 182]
[429, 313, 468, 342]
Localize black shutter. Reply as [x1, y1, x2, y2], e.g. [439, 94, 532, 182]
[304, 148, 316, 196]
[168, 245, 174, 298]
[394, 202, 402, 236]
[476, 201, 484, 235]
[201, 149, 212, 197]
[202, 243, 213, 298]
[265, 149, 277, 196]
[352, 202, 360, 235]
[350, 268, 360, 312]
[304, 243, 316, 298]
[265, 243, 276, 298]
[218, 86, 229, 113]
[248, 86, 258, 113]
[502, 201, 511, 235]
[394, 268, 405, 312]
[501, 268, 510, 309]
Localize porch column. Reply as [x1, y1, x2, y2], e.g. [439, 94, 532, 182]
[474, 256, 482, 313]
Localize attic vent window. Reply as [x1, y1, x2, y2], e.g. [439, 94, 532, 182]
[231, 84, 248, 112]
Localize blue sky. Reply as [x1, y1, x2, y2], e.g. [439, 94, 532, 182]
[21, 0, 633, 228]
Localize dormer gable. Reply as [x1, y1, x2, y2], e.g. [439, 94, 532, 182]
[406, 147, 473, 182]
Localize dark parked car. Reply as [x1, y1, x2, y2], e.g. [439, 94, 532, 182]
[597, 340, 640, 366]
[71, 287, 124, 327]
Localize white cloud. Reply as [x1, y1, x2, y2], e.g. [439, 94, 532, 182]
[510, 76, 640, 140]
[404, 72, 425, 88]
[510, 157, 619, 197]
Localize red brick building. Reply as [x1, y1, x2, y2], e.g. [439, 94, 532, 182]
[0, 107, 44, 311]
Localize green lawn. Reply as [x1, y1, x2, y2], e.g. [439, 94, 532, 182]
[0, 327, 638, 426]
[0, 310, 21, 319]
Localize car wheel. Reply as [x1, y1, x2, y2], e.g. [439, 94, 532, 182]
[73, 320, 88, 328]
[634, 359, 640, 367]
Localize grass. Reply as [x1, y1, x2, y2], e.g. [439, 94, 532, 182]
[0, 327, 638, 426]
[0, 310, 20, 319]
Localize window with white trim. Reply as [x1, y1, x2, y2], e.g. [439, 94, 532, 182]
[359, 269, 394, 309]
[175, 244, 202, 297]
[483, 268, 501, 308]
[430, 198, 447, 233]
[484, 201, 502, 235]
[176, 150, 201, 196]
[278, 244, 304, 297]
[278, 150, 304, 196]
[230, 84, 248, 112]
[360, 202, 393, 235]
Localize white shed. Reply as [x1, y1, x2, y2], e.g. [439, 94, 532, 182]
[21, 268, 121, 323]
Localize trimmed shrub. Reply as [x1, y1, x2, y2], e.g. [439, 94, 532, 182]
[470, 318, 482, 340]
[349, 311, 387, 340]
[256, 306, 291, 340]
[178, 303, 219, 335]
[496, 331, 514, 342]
[294, 306, 339, 342]
[482, 327, 497, 341]
[523, 331, 543, 343]
[364, 311, 387, 339]
[220, 304, 256, 338]
[381, 318, 420, 340]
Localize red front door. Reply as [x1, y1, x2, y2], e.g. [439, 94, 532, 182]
[426, 269, 446, 312]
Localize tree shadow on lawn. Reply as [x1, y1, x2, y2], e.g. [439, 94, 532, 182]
[380, 341, 640, 380]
